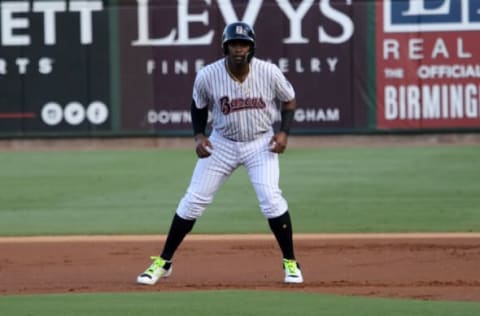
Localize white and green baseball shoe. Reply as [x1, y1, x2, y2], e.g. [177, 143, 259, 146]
[137, 256, 172, 285]
[283, 259, 303, 284]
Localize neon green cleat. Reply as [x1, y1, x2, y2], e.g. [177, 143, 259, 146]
[137, 256, 172, 285]
[283, 259, 304, 284]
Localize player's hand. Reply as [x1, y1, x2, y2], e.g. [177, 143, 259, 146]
[269, 132, 288, 154]
[194, 134, 213, 158]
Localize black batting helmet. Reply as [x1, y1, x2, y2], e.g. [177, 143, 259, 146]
[222, 22, 255, 61]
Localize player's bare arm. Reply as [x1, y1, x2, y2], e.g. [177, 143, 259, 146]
[270, 99, 296, 153]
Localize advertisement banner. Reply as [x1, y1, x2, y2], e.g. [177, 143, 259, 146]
[117, 0, 370, 134]
[376, 0, 480, 129]
[0, 0, 111, 135]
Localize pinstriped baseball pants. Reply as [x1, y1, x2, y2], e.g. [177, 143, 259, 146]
[176, 129, 288, 220]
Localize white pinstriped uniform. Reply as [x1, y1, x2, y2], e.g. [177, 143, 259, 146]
[176, 57, 295, 220]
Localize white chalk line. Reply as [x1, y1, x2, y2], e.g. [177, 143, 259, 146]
[1, 233, 480, 243]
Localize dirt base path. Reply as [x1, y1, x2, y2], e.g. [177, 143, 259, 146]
[1, 234, 480, 301]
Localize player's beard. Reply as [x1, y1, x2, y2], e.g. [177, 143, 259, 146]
[232, 53, 249, 65]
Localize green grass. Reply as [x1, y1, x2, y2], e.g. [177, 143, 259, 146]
[1, 291, 480, 316]
[0, 146, 479, 235]
[1, 146, 480, 313]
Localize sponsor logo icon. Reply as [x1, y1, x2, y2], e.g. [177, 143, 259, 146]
[41, 101, 109, 126]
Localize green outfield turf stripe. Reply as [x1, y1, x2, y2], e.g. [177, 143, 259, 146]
[1, 291, 479, 316]
[1, 146, 479, 235]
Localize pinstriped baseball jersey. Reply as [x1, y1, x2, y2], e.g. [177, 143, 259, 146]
[192, 57, 295, 142]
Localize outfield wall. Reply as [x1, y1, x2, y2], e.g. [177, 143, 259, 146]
[1, 0, 479, 138]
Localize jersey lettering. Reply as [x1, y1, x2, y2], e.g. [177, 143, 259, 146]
[220, 96, 266, 115]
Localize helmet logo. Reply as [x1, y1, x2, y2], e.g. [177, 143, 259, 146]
[235, 25, 247, 35]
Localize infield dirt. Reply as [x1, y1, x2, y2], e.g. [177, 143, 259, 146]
[1, 234, 479, 302]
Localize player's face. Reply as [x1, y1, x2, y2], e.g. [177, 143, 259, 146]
[226, 40, 251, 64]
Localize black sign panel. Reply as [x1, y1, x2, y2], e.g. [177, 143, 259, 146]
[0, 0, 111, 136]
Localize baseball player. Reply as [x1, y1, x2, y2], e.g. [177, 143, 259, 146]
[137, 22, 303, 285]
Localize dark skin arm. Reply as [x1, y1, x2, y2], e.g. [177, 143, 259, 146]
[194, 133, 213, 158]
[269, 99, 296, 154]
